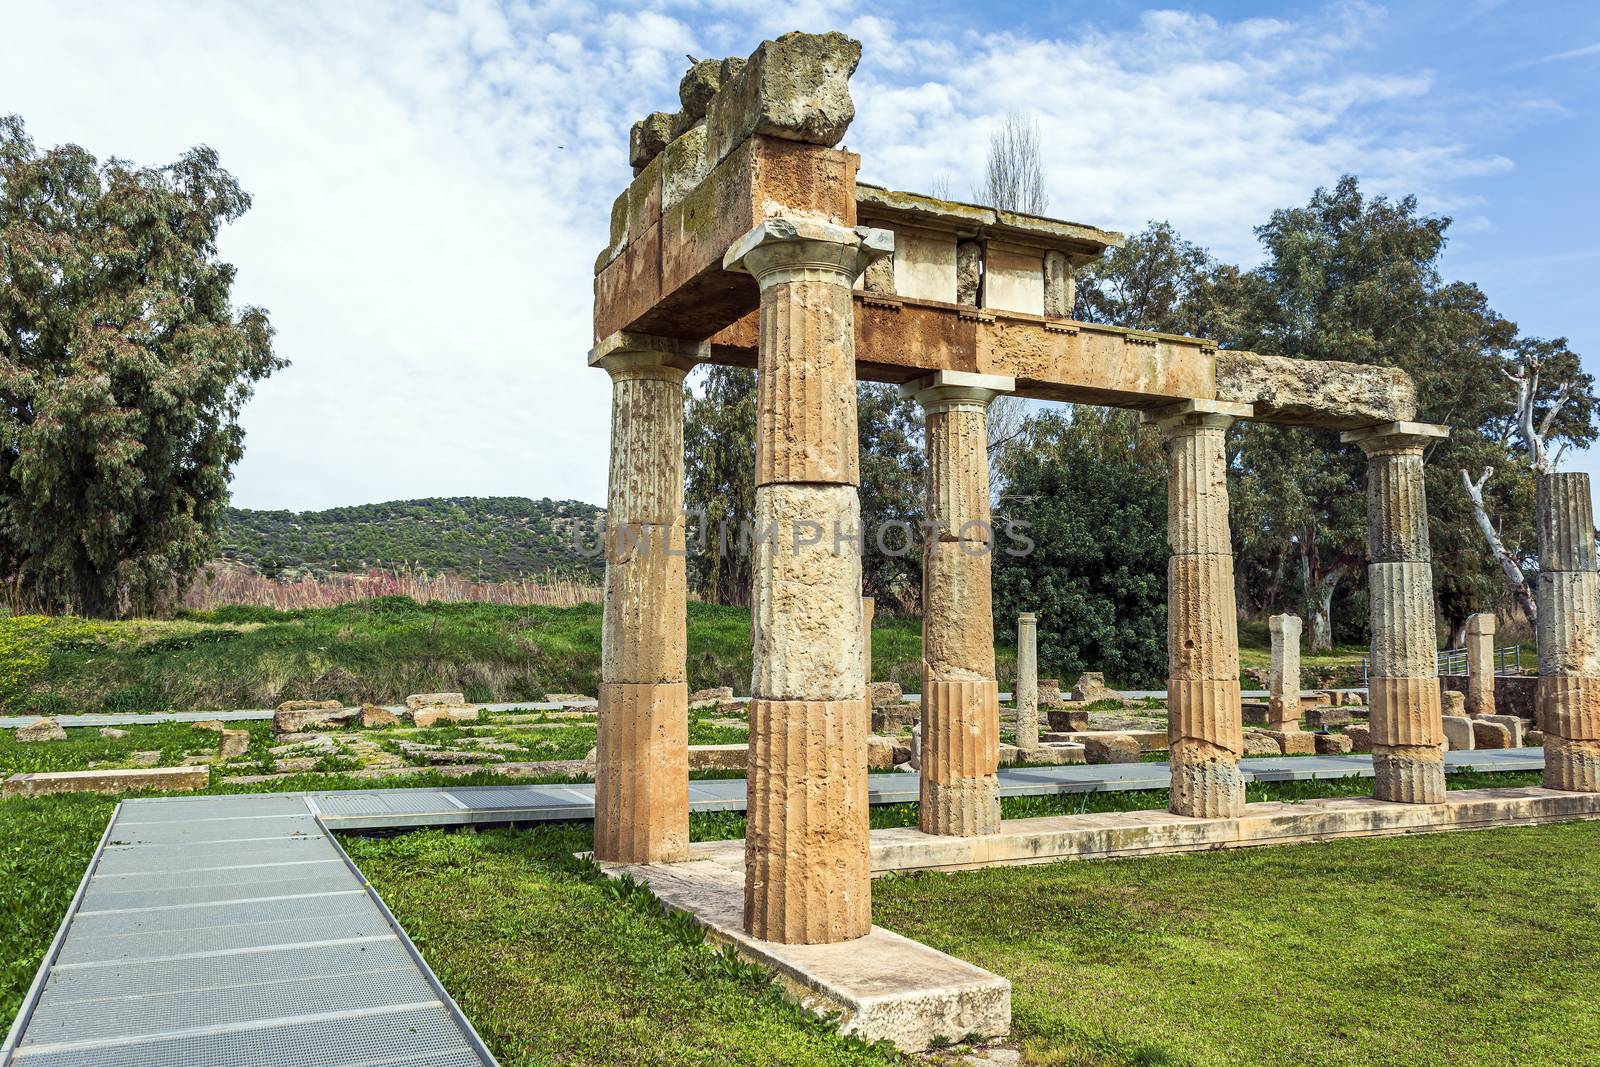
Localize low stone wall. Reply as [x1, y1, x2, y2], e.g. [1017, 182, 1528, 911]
[1438, 675, 1535, 721]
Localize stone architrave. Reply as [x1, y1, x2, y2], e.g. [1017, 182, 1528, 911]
[1146, 400, 1253, 819]
[589, 331, 703, 865]
[1016, 613, 1040, 751]
[724, 217, 891, 944]
[902, 370, 1016, 836]
[1535, 472, 1600, 791]
[1267, 614, 1303, 732]
[1342, 421, 1450, 804]
[1465, 612, 1496, 719]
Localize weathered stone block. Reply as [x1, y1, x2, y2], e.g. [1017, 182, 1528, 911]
[630, 111, 675, 170]
[868, 735, 912, 770]
[360, 704, 399, 728]
[218, 729, 251, 759]
[273, 706, 357, 734]
[16, 717, 66, 742]
[1315, 732, 1354, 754]
[1214, 350, 1417, 426]
[1243, 730, 1282, 756]
[1441, 715, 1475, 752]
[704, 31, 861, 169]
[1305, 706, 1352, 729]
[1046, 708, 1090, 732]
[1483, 714, 1525, 748]
[4, 766, 210, 797]
[1081, 733, 1141, 764]
[870, 681, 904, 708]
[1070, 672, 1122, 703]
[981, 242, 1044, 316]
[412, 705, 480, 728]
[689, 686, 735, 710]
[688, 744, 749, 772]
[1472, 720, 1513, 749]
[405, 692, 465, 710]
[1345, 723, 1373, 753]
[1265, 730, 1316, 756]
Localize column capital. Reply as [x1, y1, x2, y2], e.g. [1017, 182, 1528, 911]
[1018, 612, 1037, 623]
[1340, 420, 1449, 456]
[899, 370, 1016, 415]
[588, 331, 705, 380]
[723, 217, 893, 287]
[1141, 398, 1253, 435]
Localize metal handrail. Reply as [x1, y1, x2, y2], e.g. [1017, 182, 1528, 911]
[1360, 644, 1524, 684]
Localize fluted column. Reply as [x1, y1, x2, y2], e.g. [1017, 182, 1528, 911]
[1148, 400, 1251, 819]
[1342, 421, 1449, 804]
[903, 370, 1015, 836]
[1536, 472, 1600, 791]
[1016, 613, 1039, 750]
[724, 218, 891, 944]
[1267, 613, 1303, 732]
[589, 332, 701, 864]
[1465, 612, 1496, 718]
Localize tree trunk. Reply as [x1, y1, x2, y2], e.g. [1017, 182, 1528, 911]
[1459, 468, 1537, 624]
[1298, 534, 1343, 653]
[1445, 615, 1467, 650]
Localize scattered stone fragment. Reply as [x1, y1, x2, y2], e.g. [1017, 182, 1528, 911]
[1080, 733, 1140, 764]
[191, 720, 225, 732]
[274, 705, 358, 735]
[688, 744, 748, 772]
[703, 31, 861, 167]
[1472, 719, 1514, 749]
[16, 718, 67, 743]
[1264, 730, 1316, 756]
[998, 742, 1085, 766]
[1345, 724, 1373, 753]
[405, 692, 465, 710]
[714, 701, 746, 716]
[131, 750, 162, 767]
[542, 693, 594, 704]
[269, 733, 342, 757]
[1527, 728, 1545, 747]
[688, 686, 735, 710]
[1304, 707, 1351, 729]
[1070, 672, 1126, 705]
[1441, 716, 1475, 752]
[1441, 690, 1467, 717]
[1242, 731, 1282, 757]
[99, 727, 129, 739]
[412, 705, 481, 728]
[1314, 732, 1353, 755]
[180, 754, 215, 766]
[869, 681, 903, 708]
[275, 757, 320, 772]
[1482, 714, 1526, 748]
[360, 704, 399, 728]
[628, 111, 675, 171]
[867, 735, 912, 770]
[4, 767, 208, 797]
[277, 700, 344, 713]
[218, 729, 251, 760]
[1045, 708, 1089, 732]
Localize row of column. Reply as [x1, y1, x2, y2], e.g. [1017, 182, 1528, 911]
[593, 220, 1594, 951]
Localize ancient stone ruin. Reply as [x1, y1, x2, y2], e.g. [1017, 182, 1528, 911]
[585, 29, 1598, 1050]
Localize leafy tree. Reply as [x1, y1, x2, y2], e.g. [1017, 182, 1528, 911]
[856, 383, 925, 609]
[992, 407, 1169, 686]
[683, 365, 756, 607]
[0, 116, 282, 616]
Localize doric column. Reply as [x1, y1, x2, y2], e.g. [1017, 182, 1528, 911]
[902, 370, 1016, 836]
[863, 596, 875, 685]
[724, 218, 891, 944]
[1267, 613, 1303, 732]
[1016, 613, 1039, 750]
[589, 331, 702, 864]
[1465, 612, 1496, 718]
[1342, 421, 1449, 804]
[1535, 472, 1600, 791]
[1148, 400, 1252, 819]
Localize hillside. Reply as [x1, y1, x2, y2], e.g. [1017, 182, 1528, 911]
[220, 497, 605, 581]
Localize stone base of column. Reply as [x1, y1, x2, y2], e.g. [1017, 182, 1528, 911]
[1372, 744, 1446, 804]
[920, 677, 1000, 836]
[745, 697, 870, 944]
[594, 681, 689, 864]
[1169, 739, 1245, 818]
[1545, 737, 1600, 792]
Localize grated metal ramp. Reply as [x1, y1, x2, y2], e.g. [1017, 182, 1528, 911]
[302, 747, 1546, 830]
[2, 795, 496, 1067]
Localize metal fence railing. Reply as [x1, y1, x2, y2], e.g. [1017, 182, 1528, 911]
[1361, 644, 1524, 685]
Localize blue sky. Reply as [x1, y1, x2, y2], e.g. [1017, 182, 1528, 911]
[1, 0, 1595, 510]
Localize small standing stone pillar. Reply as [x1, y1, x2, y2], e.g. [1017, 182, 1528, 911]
[724, 218, 891, 944]
[1267, 613, 1303, 732]
[589, 332, 702, 865]
[1535, 472, 1600, 791]
[1148, 400, 1252, 819]
[1341, 421, 1449, 804]
[1016, 613, 1039, 750]
[902, 370, 1016, 837]
[1465, 612, 1497, 719]
[863, 596, 875, 685]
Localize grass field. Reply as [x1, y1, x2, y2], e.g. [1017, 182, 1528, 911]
[0, 598, 937, 715]
[4, 770, 1579, 1065]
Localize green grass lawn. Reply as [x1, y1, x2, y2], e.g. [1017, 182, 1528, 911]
[0, 598, 937, 714]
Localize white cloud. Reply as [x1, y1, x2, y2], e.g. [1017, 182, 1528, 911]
[0, 1, 1530, 510]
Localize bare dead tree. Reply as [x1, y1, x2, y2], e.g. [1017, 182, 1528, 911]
[1458, 349, 1577, 623]
[927, 173, 955, 201]
[1459, 466, 1538, 622]
[979, 112, 1049, 216]
[986, 396, 1027, 500]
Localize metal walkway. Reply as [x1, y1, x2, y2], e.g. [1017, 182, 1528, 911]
[1, 795, 496, 1067]
[305, 747, 1545, 831]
